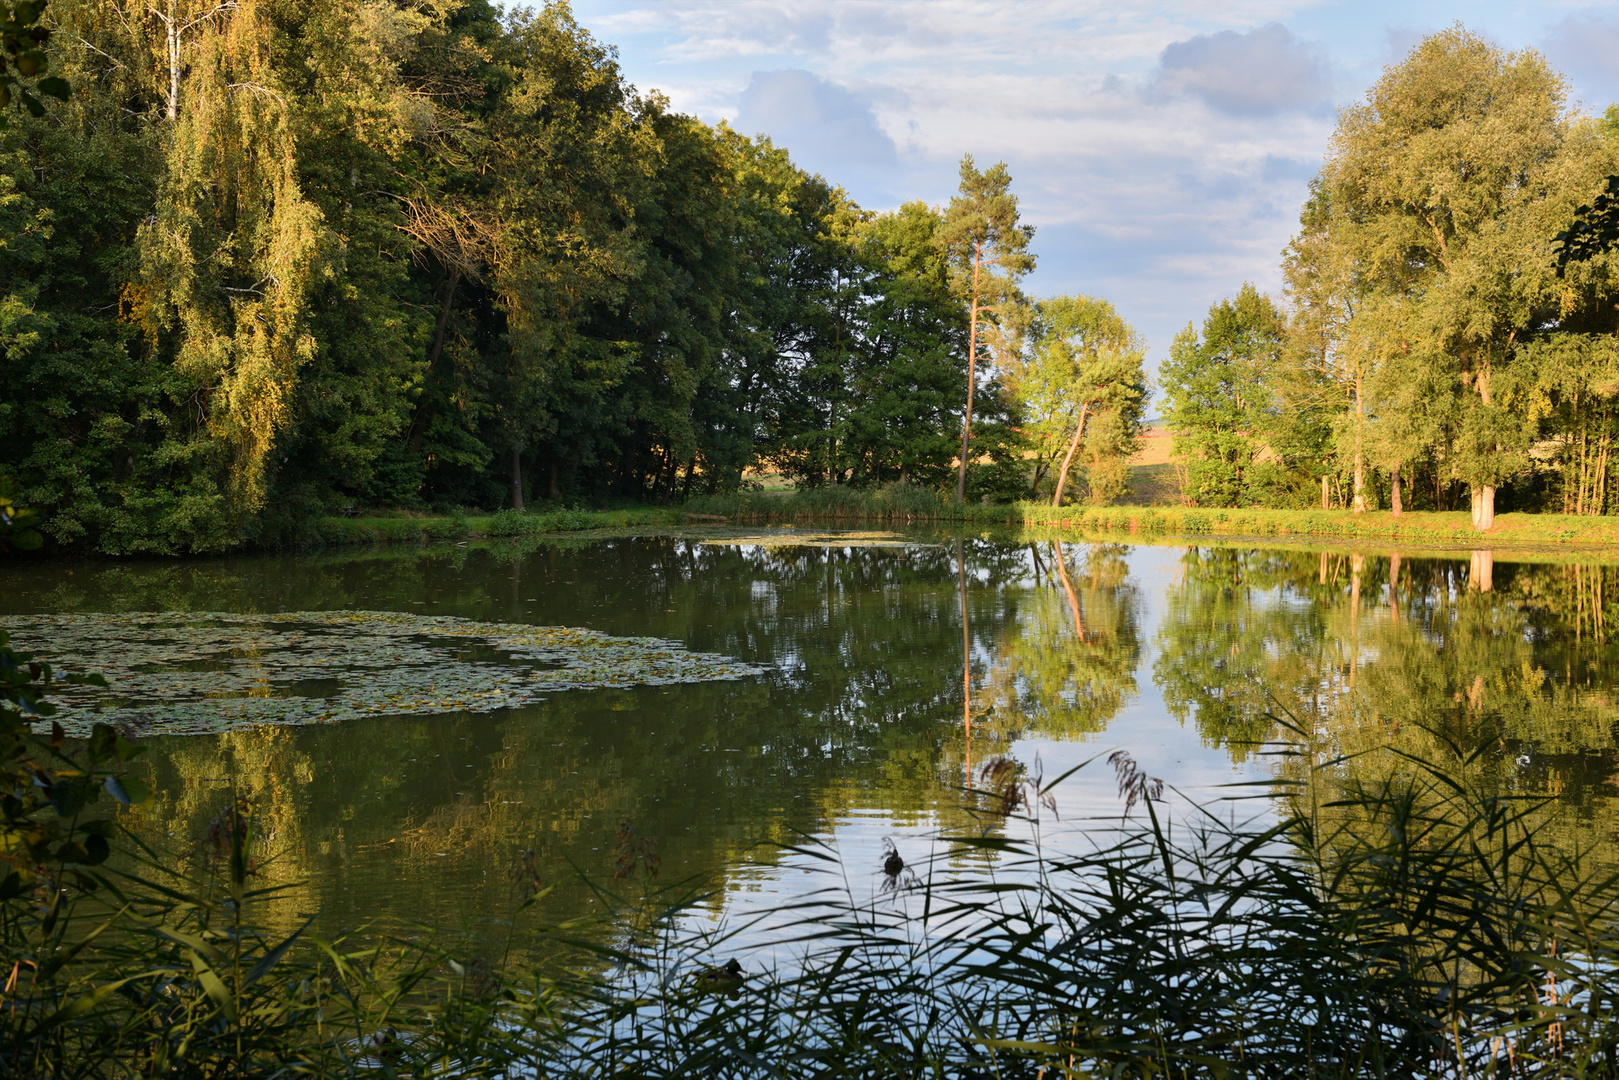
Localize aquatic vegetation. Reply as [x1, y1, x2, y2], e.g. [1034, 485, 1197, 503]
[696, 529, 925, 548]
[0, 611, 766, 736]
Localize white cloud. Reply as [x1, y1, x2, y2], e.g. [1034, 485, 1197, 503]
[735, 70, 899, 174]
[575, 1, 1598, 369]
[1541, 11, 1619, 110]
[1152, 23, 1332, 115]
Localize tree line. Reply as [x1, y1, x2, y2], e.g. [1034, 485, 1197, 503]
[0, 0, 1149, 554]
[1160, 27, 1619, 529]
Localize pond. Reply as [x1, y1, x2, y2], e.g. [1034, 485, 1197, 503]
[3, 529, 1617, 958]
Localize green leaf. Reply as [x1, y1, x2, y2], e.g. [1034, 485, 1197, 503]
[188, 950, 237, 1021]
[245, 910, 320, 987]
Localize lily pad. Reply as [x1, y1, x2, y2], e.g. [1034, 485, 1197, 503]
[2, 611, 767, 736]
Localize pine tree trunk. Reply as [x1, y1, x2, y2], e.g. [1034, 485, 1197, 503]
[1391, 465, 1403, 516]
[510, 447, 524, 511]
[956, 246, 983, 505]
[1321, 475, 1330, 510]
[1473, 360, 1496, 531]
[1052, 404, 1091, 508]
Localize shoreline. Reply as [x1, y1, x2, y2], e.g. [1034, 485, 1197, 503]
[16, 501, 1619, 560]
[311, 502, 1619, 555]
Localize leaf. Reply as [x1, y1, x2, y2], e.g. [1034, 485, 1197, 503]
[245, 910, 319, 987]
[188, 950, 237, 1021]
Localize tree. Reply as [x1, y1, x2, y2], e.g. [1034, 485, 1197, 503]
[1158, 285, 1284, 507]
[0, 1, 67, 119]
[1309, 27, 1572, 530]
[1012, 295, 1145, 506]
[938, 155, 1034, 504]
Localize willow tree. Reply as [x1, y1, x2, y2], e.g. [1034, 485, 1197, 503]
[1308, 28, 1571, 530]
[1013, 295, 1145, 506]
[129, 0, 323, 535]
[938, 155, 1034, 504]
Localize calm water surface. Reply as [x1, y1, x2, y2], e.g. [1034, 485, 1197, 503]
[3, 531, 1617, 952]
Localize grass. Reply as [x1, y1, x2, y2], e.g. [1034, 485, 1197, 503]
[301, 487, 1619, 554]
[308, 506, 686, 546]
[687, 486, 1619, 550]
[7, 713, 1619, 1077]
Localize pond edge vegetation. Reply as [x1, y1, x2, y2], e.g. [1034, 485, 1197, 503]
[299, 491, 1619, 555]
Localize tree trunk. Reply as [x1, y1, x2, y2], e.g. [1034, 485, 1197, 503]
[167, 18, 180, 122]
[1390, 465, 1402, 516]
[1471, 485, 1495, 531]
[1321, 475, 1330, 510]
[1389, 551, 1401, 621]
[1050, 541, 1086, 642]
[405, 271, 460, 454]
[1352, 375, 1367, 513]
[1051, 404, 1091, 508]
[1473, 360, 1496, 531]
[955, 245, 983, 505]
[548, 459, 561, 500]
[957, 538, 972, 783]
[510, 446, 524, 511]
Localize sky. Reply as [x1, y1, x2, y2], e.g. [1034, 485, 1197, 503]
[566, 0, 1619, 377]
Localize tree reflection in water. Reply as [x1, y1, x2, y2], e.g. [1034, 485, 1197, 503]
[4, 535, 1619, 957]
[1155, 545, 1619, 857]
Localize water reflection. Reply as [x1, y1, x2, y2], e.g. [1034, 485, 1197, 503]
[2, 535, 1617, 952]
[1156, 546, 1619, 837]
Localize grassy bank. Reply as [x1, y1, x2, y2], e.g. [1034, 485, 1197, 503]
[306, 489, 1619, 552]
[686, 486, 1619, 549]
[309, 506, 686, 545]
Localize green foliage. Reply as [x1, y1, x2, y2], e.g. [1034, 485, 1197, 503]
[0, 2, 1057, 548]
[1159, 284, 1285, 507]
[1013, 294, 1146, 505]
[0, 1, 67, 120]
[1556, 173, 1619, 270]
[0, 476, 39, 551]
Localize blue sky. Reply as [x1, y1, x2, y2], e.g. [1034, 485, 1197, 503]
[567, 0, 1619, 374]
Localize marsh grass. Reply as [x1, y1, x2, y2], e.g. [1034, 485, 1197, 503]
[5, 724, 1619, 1077]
